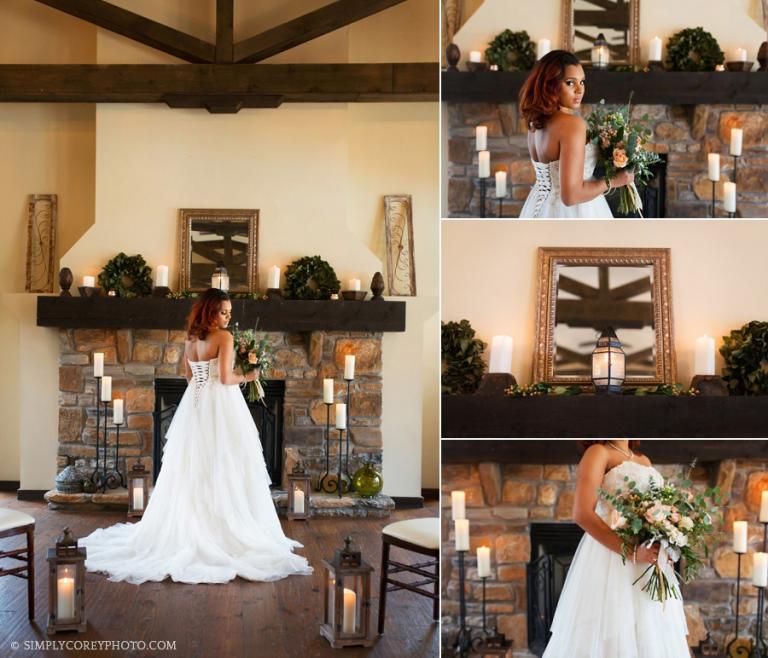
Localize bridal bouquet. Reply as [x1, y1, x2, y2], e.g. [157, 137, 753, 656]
[586, 97, 661, 216]
[232, 322, 274, 403]
[599, 467, 721, 603]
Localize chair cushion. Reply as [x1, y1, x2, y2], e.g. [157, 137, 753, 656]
[383, 517, 439, 550]
[0, 508, 35, 533]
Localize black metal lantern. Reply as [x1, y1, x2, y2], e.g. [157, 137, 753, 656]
[320, 537, 374, 648]
[287, 463, 311, 521]
[591, 33, 610, 69]
[127, 459, 150, 518]
[591, 327, 625, 394]
[46, 527, 87, 634]
[211, 261, 229, 291]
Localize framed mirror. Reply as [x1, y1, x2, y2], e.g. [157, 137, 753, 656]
[178, 209, 259, 293]
[563, 0, 641, 67]
[533, 247, 676, 387]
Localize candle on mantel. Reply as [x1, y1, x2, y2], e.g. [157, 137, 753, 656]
[455, 519, 470, 551]
[323, 378, 334, 404]
[694, 335, 716, 376]
[100, 376, 112, 402]
[724, 182, 737, 214]
[495, 171, 507, 198]
[132, 480, 144, 510]
[335, 403, 347, 430]
[734, 48, 748, 62]
[113, 398, 124, 424]
[347, 278, 361, 292]
[268, 266, 281, 289]
[489, 335, 514, 374]
[293, 488, 305, 514]
[478, 151, 491, 178]
[477, 546, 491, 578]
[469, 51, 482, 63]
[707, 154, 720, 181]
[344, 354, 355, 380]
[537, 38, 551, 60]
[730, 128, 743, 156]
[56, 565, 76, 621]
[451, 490, 466, 520]
[93, 352, 104, 378]
[649, 36, 662, 61]
[733, 521, 748, 554]
[760, 490, 768, 523]
[753, 553, 768, 587]
[155, 265, 169, 288]
[82, 275, 95, 288]
[342, 588, 357, 633]
[476, 125, 488, 151]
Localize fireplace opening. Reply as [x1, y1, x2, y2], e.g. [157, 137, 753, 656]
[153, 379, 286, 485]
[525, 522, 585, 656]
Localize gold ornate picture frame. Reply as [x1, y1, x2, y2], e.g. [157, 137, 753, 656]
[563, 0, 641, 67]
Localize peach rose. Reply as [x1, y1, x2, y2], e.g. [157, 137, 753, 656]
[613, 148, 629, 168]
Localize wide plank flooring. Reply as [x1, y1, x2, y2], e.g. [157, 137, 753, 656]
[0, 493, 438, 658]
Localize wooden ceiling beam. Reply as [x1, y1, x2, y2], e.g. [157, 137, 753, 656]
[234, 0, 407, 64]
[34, 0, 215, 63]
[215, 0, 234, 64]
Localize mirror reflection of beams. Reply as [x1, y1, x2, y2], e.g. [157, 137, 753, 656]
[554, 264, 655, 378]
[190, 219, 250, 289]
[572, 0, 631, 63]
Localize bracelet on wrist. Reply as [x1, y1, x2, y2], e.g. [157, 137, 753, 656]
[604, 178, 613, 196]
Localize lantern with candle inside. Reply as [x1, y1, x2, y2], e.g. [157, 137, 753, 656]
[591, 327, 625, 394]
[211, 262, 229, 291]
[127, 459, 150, 518]
[591, 33, 610, 70]
[320, 537, 374, 648]
[287, 463, 311, 521]
[477, 335, 517, 395]
[690, 334, 728, 396]
[46, 527, 87, 635]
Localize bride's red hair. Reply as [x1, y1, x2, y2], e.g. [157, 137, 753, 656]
[577, 440, 642, 455]
[186, 288, 230, 340]
[519, 50, 581, 131]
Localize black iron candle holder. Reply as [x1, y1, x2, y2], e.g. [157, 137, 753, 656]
[453, 549, 474, 658]
[344, 378, 354, 488]
[111, 418, 126, 489]
[497, 197, 503, 218]
[481, 575, 489, 634]
[479, 178, 487, 218]
[726, 552, 750, 658]
[336, 428, 346, 499]
[763, 521, 767, 552]
[90, 377, 102, 487]
[756, 584, 767, 658]
[318, 401, 334, 493]
[711, 180, 716, 218]
[732, 155, 740, 187]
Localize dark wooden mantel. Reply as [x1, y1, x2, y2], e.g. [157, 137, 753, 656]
[37, 296, 406, 332]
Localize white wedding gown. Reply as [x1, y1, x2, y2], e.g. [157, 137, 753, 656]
[519, 143, 613, 218]
[80, 357, 313, 585]
[542, 462, 689, 658]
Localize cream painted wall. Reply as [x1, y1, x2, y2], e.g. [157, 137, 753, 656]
[442, 220, 768, 387]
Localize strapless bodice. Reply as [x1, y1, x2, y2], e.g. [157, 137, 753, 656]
[595, 461, 664, 524]
[528, 143, 600, 218]
[189, 358, 219, 404]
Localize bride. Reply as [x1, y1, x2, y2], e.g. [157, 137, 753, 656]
[518, 50, 634, 219]
[80, 288, 312, 584]
[542, 440, 689, 658]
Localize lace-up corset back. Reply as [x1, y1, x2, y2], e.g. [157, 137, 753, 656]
[595, 461, 664, 523]
[529, 142, 600, 218]
[189, 358, 219, 405]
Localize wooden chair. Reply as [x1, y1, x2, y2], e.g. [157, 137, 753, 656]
[378, 517, 439, 634]
[0, 508, 35, 620]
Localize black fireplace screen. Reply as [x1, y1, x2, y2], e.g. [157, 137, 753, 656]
[598, 154, 668, 218]
[153, 378, 285, 485]
[526, 522, 585, 656]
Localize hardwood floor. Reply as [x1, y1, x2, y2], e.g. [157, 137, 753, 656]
[0, 493, 438, 657]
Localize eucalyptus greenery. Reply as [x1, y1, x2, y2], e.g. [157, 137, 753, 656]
[283, 255, 341, 300]
[441, 320, 486, 395]
[485, 29, 536, 71]
[505, 383, 698, 397]
[720, 321, 768, 395]
[665, 27, 724, 72]
[98, 252, 153, 298]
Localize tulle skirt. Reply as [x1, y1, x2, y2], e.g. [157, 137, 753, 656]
[542, 534, 689, 658]
[79, 379, 312, 585]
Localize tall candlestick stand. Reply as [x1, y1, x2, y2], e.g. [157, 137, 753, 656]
[497, 197, 503, 219]
[344, 378, 354, 489]
[100, 400, 110, 492]
[111, 418, 125, 488]
[318, 401, 334, 493]
[336, 428, 345, 499]
[763, 521, 767, 552]
[711, 181, 716, 218]
[756, 584, 766, 658]
[481, 575, 489, 634]
[733, 155, 740, 187]
[453, 549, 473, 658]
[479, 178, 487, 218]
[90, 376, 102, 487]
[726, 552, 748, 658]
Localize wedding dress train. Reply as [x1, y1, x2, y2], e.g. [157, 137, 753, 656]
[80, 357, 313, 585]
[519, 142, 613, 218]
[542, 462, 689, 658]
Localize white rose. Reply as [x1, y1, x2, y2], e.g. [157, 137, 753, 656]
[679, 516, 694, 531]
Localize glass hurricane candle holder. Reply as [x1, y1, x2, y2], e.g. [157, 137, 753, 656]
[127, 459, 150, 518]
[592, 327, 626, 394]
[46, 527, 87, 635]
[287, 463, 311, 521]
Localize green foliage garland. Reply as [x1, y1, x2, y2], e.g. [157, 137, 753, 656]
[441, 320, 486, 394]
[283, 255, 341, 300]
[485, 29, 536, 72]
[505, 383, 699, 397]
[720, 321, 768, 395]
[98, 252, 153, 298]
[665, 27, 724, 72]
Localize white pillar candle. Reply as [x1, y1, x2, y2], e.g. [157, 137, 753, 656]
[760, 490, 768, 523]
[56, 565, 76, 621]
[131, 479, 144, 510]
[451, 490, 466, 520]
[469, 50, 482, 63]
[335, 403, 347, 430]
[753, 553, 768, 587]
[155, 265, 168, 287]
[733, 520, 748, 554]
[476, 125, 487, 151]
[293, 488, 305, 514]
[347, 278, 361, 292]
[723, 182, 737, 213]
[323, 378, 334, 404]
[113, 398, 124, 424]
[537, 38, 551, 60]
[734, 48, 748, 62]
[730, 128, 743, 156]
[477, 546, 491, 578]
[478, 150, 491, 178]
[268, 266, 281, 289]
[489, 335, 514, 374]
[342, 588, 357, 633]
[93, 352, 104, 378]
[344, 354, 355, 380]
[707, 153, 720, 181]
[694, 335, 716, 376]
[650, 36, 662, 61]
[100, 375, 112, 402]
[455, 518, 470, 551]
[82, 275, 95, 288]
[495, 171, 507, 198]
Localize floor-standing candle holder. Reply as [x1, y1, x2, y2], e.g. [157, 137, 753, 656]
[336, 428, 346, 499]
[756, 584, 767, 658]
[453, 549, 474, 658]
[110, 415, 126, 489]
[90, 376, 102, 487]
[479, 178, 487, 218]
[480, 575, 489, 634]
[99, 400, 111, 493]
[711, 180, 716, 218]
[732, 155, 740, 187]
[726, 552, 750, 658]
[497, 197, 503, 219]
[344, 378, 354, 489]
[762, 521, 767, 552]
[318, 401, 334, 493]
